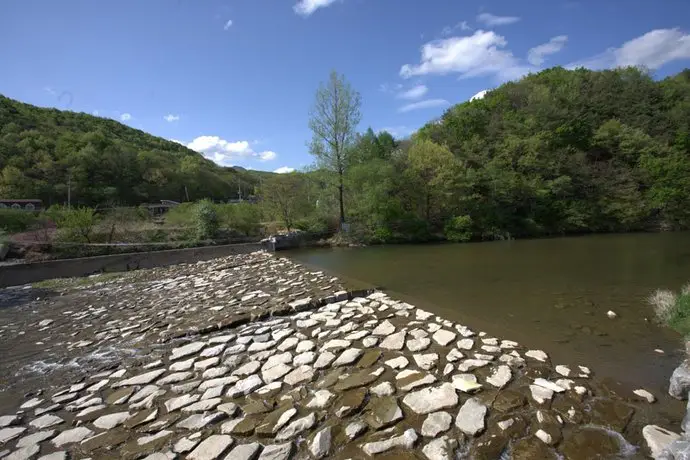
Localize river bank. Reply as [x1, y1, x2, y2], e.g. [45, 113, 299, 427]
[0, 251, 682, 459]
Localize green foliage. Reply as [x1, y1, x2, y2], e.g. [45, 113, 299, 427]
[216, 202, 262, 237]
[650, 285, 690, 336]
[193, 199, 219, 240]
[0, 95, 265, 206]
[50, 206, 99, 243]
[445, 215, 473, 242]
[0, 208, 39, 232]
[260, 173, 309, 231]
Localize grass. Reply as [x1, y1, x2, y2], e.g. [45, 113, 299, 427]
[32, 272, 127, 290]
[649, 283, 690, 336]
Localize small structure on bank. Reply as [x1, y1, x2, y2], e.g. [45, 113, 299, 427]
[0, 199, 43, 211]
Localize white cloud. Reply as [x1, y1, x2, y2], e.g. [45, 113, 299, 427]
[469, 89, 488, 101]
[400, 30, 530, 82]
[399, 99, 449, 113]
[397, 84, 428, 100]
[224, 19, 233, 30]
[378, 126, 417, 138]
[294, 0, 338, 16]
[120, 113, 132, 121]
[476, 13, 520, 27]
[569, 28, 690, 71]
[185, 135, 278, 166]
[528, 35, 568, 66]
[379, 82, 403, 93]
[164, 114, 180, 122]
[442, 21, 472, 36]
[274, 166, 296, 174]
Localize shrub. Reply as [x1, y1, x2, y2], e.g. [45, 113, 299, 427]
[649, 284, 690, 336]
[216, 202, 262, 237]
[194, 199, 219, 240]
[51, 207, 99, 243]
[164, 203, 196, 227]
[0, 208, 39, 233]
[444, 215, 473, 242]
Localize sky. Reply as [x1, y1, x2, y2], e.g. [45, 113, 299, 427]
[2, 0, 690, 173]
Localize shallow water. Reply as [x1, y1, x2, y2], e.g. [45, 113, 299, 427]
[287, 232, 690, 394]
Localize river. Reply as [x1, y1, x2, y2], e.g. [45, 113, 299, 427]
[287, 232, 690, 396]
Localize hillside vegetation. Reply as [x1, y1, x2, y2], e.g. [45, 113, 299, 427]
[0, 95, 263, 206]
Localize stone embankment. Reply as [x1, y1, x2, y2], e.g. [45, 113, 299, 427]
[0, 251, 666, 459]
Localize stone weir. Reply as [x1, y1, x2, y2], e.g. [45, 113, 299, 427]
[0, 251, 663, 459]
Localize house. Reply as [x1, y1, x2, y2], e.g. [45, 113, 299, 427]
[0, 199, 43, 211]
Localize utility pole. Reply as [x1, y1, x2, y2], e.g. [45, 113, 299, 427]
[237, 178, 242, 201]
[67, 173, 72, 209]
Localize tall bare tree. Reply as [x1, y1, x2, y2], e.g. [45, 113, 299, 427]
[308, 71, 361, 226]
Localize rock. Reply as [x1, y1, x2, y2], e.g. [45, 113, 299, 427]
[187, 434, 234, 460]
[512, 436, 558, 460]
[306, 390, 335, 409]
[455, 398, 487, 436]
[366, 396, 404, 430]
[670, 361, 690, 400]
[560, 426, 627, 460]
[372, 320, 396, 336]
[457, 339, 474, 350]
[165, 394, 200, 412]
[174, 435, 201, 453]
[30, 414, 63, 429]
[525, 350, 548, 362]
[283, 365, 314, 386]
[486, 365, 512, 388]
[402, 383, 458, 415]
[51, 426, 93, 447]
[457, 359, 490, 372]
[362, 428, 418, 455]
[607, 310, 617, 319]
[321, 339, 350, 351]
[536, 429, 554, 445]
[634, 389, 656, 403]
[530, 385, 554, 404]
[407, 338, 431, 352]
[93, 411, 131, 429]
[5, 445, 40, 460]
[422, 411, 453, 437]
[371, 381, 395, 397]
[114, 369, 166, 387]
[385, 357, 409, 369]
[262, 363, 292, 383]
[555, 365, 571, 377]
[37, 453, 68, 460]
[397, 370, 437, 391]
[310, 427, 332, 459]
[432, 329, 456, 346]
[345, 421, 367, 440]
[587, 398, 635, 432]
[313, 352, 336, 369]
[498, 418, 515, 431]
[380, 330, 406, 350]
[226, 442, 262, 460]
[276, 412, 316, 441]
[233, 361, 262, 376]
[451, 374, 482, 393]
[257, 442, 293, 460]
[363, 337, 379, 347]
[643, 425, 681, 459]
[278, 337, 299, 351]
[16, 430, 55, 448]
[0, 427, 25, 444]
[293, 351, 316, 366]
[0, 416, 18, 429]
[170, 341, 206, 360]
[177, 412, 226, 430]
[422, 435, 457, 460]
[534, 378, 566, 393]
[229, 374, 264, 397]
[413, 353, 439, 371]
[446, 349, 464, 362]
[333, 348, 364, 366]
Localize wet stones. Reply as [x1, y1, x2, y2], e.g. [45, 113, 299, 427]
[365, 396, 404, 430]
[397, 370, 437, 392]
[283, 365, 314, 386]
[226, 442, 262, 460]
[380, 331, 406, 350]
[455, 398, 487, 436]
[93, 411, 131, 429]
[432, 329, 456, 346]
[422, 435, 457, 460]
[451, 374, 482, 393]
[309, 426, 332, 459]
[586, 398, 635, 432]
[333, 348, 364, 367]
[170, 341, 206, 361]
[275, 412, 316, 441]
[372, 320, 396, 336]
[357, 350, 382, 368]
[422, 411, 453, 437]
[187, 434, 234, 460]
[0, 427, 26, 444]
[257, 442, 293, 460]
[402, 383, 458, 415]
[362, 428, 418, 455]
[413, 353, 439, 371]
[114, 369, 166, 387]
[643, 425, 681, 458]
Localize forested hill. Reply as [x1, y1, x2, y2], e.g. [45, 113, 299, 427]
[0, 95, 263, 206]
[407, 66, 690, 236]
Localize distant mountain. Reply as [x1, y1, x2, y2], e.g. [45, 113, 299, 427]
[0, 95, 269, 206]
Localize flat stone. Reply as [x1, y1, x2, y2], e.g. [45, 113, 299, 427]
[313, 352, 336, 369]
[5, 445, 40, 460]
[380, 331, 406, 350]
[362, 428, 418, 455]
[413, 353, 439, 371]
[487, 365, 512, 388]
[363, 337, 379, 347]
[0, 416, 19, 429]
[257, 442, 293, 460]
[403, 383, 458, 415]
[278, 337, 299, 351]
[365, 396, 404, 430]
[233, 361, 262, 376]
[321, 339, 350, 351]
[170, 358, 195, 372]
[51, 427, 93, 447]
[333, 348, 364, 366]
[422, 435, 457, 460]
[371, 381, 395, 396]
[129, 385, 162, 404]
[177, 412, 226, 430]
[306, 390, 335, 409]
[457, 339, 474, 350]
[643, 425, 681, 459]
[170, 341, 206, 360]
[555, 365, 571, 377]
[158, 371, 193, 385]
[187, 434, 234, 460]
[195, 358, 220, 371]
[21, 398, 43, 410]
[283, 366, 314, 386]
[396, 370, 437, 391]
[0, 427, 25, 444]
[16, 430, 55, 448]
[30, 414, 63, 429]
[114, 369, 166, 387]
[174, 435, 201, 453]
[276, 412, 316, 441]
[451, 374, 481, 393]
[293, 351, 316, 366]
[255, 405, 296, 435]
[93, 411, 131, 429]
[406, 338, 431, 352]
[525, 350, 548, 362]
[357, 350, 382, 368]
[310, 426, 332, 459]
[372, 320, 396, 336]
[334, 368, 381, 391]
[228, 374, 263, 397]
[432, 329, 456, 346]
[530, 385, 554, 405]
[226, 442, 262, 460]
[262, 364, 293, 383]
[455, 398, 487, 436]
[422, 411, 453, 437]
[335, 388, 367, 417]
[633, 389, 656, 403]
[457, 359, 490, 372]
[534, 378, 566, 393]
[385, 356, 409, 369]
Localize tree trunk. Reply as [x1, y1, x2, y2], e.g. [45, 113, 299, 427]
[338, 172, 346, 225]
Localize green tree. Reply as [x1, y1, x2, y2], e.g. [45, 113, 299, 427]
[260, 173, 309, 231]
[308, 71, 362, 226]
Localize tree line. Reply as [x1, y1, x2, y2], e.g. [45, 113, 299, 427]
[261, 67, 690, 243]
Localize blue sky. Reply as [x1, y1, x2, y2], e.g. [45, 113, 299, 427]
[2, 0, 690, 173]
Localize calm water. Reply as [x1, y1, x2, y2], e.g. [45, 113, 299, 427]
[288, 232, 690, 393]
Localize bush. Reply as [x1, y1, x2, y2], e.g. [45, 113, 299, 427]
[216, 203, 262, 237]
[444, 215, 473, 242]
[164, 202, 196, 227]
[50, 207, 99, 243]
[194, 199, 219, 240]
[649, 284, 690, 336]
[295, 215, 331, 235]
[0, 208, 39, 233]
